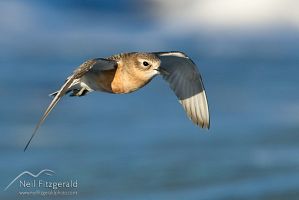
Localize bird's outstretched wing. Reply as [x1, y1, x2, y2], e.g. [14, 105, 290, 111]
[24, 58, 117, 151]
[155, 51, 210, 128]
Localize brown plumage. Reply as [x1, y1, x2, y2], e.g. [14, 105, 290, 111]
[24, 51, 210, 151]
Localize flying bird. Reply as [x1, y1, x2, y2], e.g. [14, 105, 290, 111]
[24, 51, 210, 151]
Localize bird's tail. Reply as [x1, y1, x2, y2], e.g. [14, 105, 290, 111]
[24, 75, 76, 151]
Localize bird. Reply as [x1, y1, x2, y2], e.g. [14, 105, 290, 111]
[24, 51, 210, 151]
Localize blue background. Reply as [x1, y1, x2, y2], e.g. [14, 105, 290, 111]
[1, 0, 299, 199]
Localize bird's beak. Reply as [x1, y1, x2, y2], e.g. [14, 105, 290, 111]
[155, 67, 169, 75]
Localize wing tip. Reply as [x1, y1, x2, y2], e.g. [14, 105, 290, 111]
[155, 51, 189, 59]
[201, 90, 210, 130]
[24, 130, 35, 152]
[203, 121, 210, 130]
[24, 142, 30, 152]
[197, 119, 210, 130]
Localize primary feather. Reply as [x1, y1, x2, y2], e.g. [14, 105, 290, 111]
[24, 59, 117, 151]
[155, 51, 210, 128]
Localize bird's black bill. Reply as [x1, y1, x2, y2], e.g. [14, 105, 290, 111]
[156, 67, 170, 75]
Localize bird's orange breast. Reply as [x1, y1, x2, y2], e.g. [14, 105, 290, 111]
[93, 68, 126, 93]
[94, 67, 150, 94]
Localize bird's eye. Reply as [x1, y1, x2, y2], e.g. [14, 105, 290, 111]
[143, 61, 149, 66]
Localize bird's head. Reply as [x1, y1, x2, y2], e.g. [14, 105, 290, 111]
[122, 53, 161, 80]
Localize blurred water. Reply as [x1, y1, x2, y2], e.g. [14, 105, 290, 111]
[1, 1, 299, 200]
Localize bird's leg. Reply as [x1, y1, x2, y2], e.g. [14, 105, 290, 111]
[77, 87, 86, 96]
[70, 87, 89, 97]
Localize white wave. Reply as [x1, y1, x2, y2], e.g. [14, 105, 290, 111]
[150, 0, 299, 31]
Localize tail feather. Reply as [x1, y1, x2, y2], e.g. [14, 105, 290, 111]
[49, 89, 73, 97]
[24, 75, 75, 151]
[49, 91, 58, 97]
